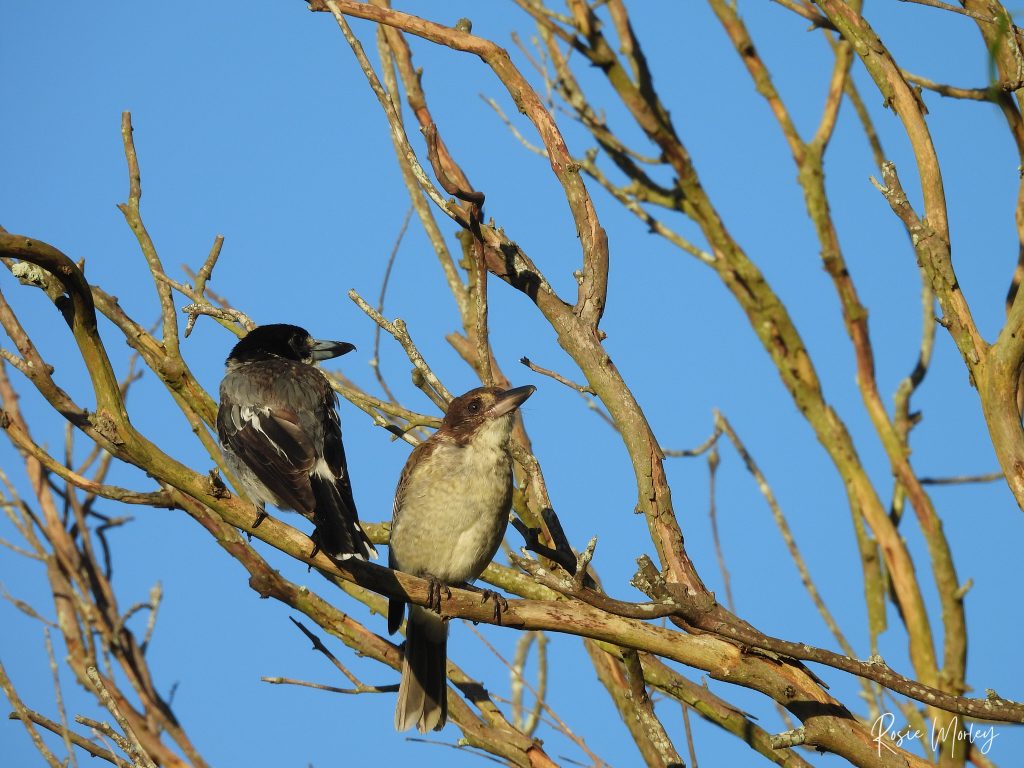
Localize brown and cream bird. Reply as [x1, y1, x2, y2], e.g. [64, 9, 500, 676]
[388, 384, 535, 732]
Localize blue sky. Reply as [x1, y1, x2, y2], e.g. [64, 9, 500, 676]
[2, 2, 1022, 766]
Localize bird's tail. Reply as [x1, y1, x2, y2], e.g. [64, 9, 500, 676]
[309, 474, 376, 560]
[395, 605, 448, 732]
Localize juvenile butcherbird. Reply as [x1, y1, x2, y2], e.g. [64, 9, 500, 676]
[217, 323, 375, 560]
[388, 384, 536, 732]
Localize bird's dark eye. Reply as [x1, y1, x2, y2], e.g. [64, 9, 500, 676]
[467, 399, 482, 414]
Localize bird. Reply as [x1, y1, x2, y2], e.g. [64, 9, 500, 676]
[388, 384, 536, 732]
[216, 323, 376, 561]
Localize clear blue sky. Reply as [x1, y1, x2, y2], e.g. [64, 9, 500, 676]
[2, 2, 1022, 765]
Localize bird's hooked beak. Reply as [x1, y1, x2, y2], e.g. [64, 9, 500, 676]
[488, 385, 536, 418]
[310, 339, 356, 362]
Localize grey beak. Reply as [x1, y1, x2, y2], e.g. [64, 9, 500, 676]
[489, 385, 536, 417]
[310, 339, 356, 362]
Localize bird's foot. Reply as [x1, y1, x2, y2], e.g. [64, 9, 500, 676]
[252, 506, 268, 530]
[426, 576, 451, 615]
[246, 506, 269, 543]
[458, 583, 509, 625]
[480, 589, 509, 625]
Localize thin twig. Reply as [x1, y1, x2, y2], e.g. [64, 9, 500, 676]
[481, 95, 548, 156]
[519, 356, 593, 394]
[663, 426, 722, 458]
[510, 631, 546, 737]
[261, 676, 398, 694]
[577, 153, 715, 265]
[0, 416, 173, 507]
[75, 716, 135, 757]
[140, 582, 162, 654]
[895, 0, 996, 23]
[715, 412, 858, 659]
[518, 355, 615, 428]
[770, 0, 835, 29]
[466, 624, 609, 768]
[177, 300, 254, 336]
[323, 1, 461, 222]
[919, 472, 1003, 485]
[117, 112, 179, 353]
[0, 660, 64, 767]
[374, 25, 470, 322]
[9, 709, 128, 767]
[182, 235, 225, 337]
[192, 235, 224, 299]
[902, 70, 995, 101]
[326, 370, 438, 444]
[45, 628, 77, 768]
[286, 617, 390, 693]
[348, 288, 452, 407]
[706, 445, 734, 613]
[85, 666, 157, 768]
[681, 702, 699, 768]
[371, 207, 413, 403]
[403, 737, 514, 766]
[0, 535, 43, 560]
[183, 264, 233, 308]
[1, 586, 57, 626]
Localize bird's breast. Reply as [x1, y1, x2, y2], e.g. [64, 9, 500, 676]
[391, 439, 512, 584]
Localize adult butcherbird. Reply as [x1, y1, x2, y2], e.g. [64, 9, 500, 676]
[388, 384, 536, 732]
[217, 323, 375, 560]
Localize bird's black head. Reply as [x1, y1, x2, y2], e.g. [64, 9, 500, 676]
[226, 324, 356, 366]
[441, 385, 536, 440]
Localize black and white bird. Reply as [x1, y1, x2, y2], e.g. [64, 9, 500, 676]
[217, 323, 375, 560]
[388, 384, 536, 732]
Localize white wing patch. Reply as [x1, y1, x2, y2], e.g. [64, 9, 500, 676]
[239, 405, 289, 458]
[312, 457, 337, 482]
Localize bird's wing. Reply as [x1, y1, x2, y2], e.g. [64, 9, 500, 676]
[387, 440, 433, 633]
[307, 393, 376, 560]
[390, 440, 433, 525]
[320, 407, 360, 526]
[217, 394, 317, 516]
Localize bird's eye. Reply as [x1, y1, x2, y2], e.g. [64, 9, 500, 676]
[467, 399, 482, 414]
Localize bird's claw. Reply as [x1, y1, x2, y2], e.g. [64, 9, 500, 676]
[480, 589, 509, 625]
[246, 507, 268, 543]
[252, 507, 268, 530]
[426, 577, 451, 615]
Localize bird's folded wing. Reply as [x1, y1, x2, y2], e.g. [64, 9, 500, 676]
[320, 408, 360, 523]
[218, 401, 316, 516]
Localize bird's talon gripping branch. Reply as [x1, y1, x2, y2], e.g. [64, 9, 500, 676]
[480, 589, 508, 625]
[425, 576, 451, 615]
[252, 506, 268, 530]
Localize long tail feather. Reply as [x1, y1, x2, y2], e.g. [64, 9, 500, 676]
[395, 606, 447, 732]
[310, 474, 377, 559]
